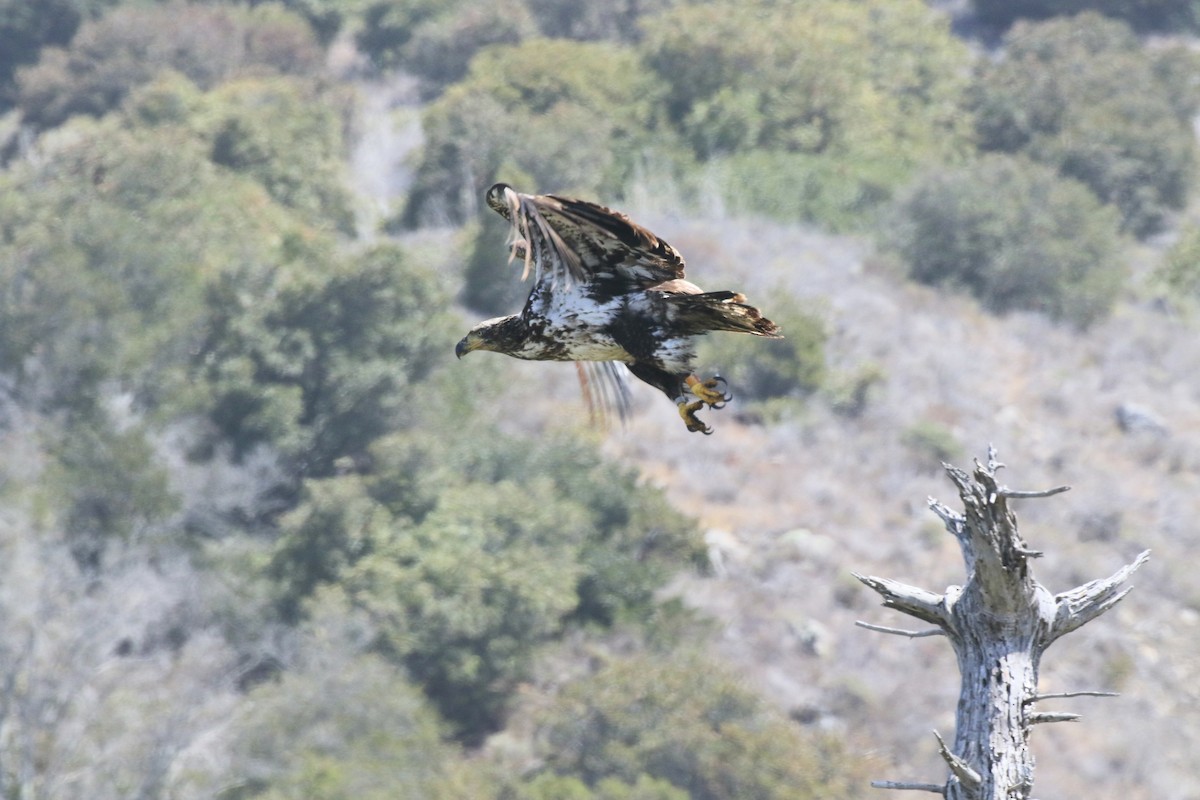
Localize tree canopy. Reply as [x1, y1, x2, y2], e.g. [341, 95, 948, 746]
[890, 154, 1124, 327]
[970, 13, 1198, 237]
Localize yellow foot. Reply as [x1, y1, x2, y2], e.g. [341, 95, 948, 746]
[677, 399, 713, 435]
[685, 374, 732, 408]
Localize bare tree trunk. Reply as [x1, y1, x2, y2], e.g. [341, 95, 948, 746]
[856, 448, 1149, 799]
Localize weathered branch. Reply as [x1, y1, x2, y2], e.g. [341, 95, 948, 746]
[934, 730, 982, 794]
[1027, 711, 1081, 725]
[855, 621, 944, 638]
[853, 573, 951, 630]
[872, 780, 946, 794]
[996, 486, 1070, 500]
[1024, 691, 1118, 704]
[1045, 549, 1151, 646]
[928, 497, 965, 531]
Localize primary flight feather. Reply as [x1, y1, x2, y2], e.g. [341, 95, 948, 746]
[455, 184, 781, 434]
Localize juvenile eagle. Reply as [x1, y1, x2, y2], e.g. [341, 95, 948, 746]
[455, 184, 781, 434]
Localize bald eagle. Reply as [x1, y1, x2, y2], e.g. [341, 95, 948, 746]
[455, 184, 781, 434]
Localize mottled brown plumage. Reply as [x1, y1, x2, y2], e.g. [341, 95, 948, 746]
[456, 184, 780, 433]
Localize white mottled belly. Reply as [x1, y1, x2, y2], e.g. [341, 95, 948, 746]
[518, 291, 632, 362]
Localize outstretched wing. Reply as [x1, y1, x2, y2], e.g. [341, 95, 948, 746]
[485, 183, 686, 293]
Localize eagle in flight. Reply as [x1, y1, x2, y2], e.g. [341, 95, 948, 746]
[455, 184, 781, 434]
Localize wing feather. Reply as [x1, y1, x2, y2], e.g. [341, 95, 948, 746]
[487, 183, 686, 293]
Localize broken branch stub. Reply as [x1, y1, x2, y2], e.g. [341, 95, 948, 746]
[856, 448, 1149, 800]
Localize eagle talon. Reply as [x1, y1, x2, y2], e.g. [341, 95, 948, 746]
[712, 375, 731, 402]
[677, 399, 713, 434]
[688, 376, 732, 408]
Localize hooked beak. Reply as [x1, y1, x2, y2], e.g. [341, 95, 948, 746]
[455, 336, 471, 359]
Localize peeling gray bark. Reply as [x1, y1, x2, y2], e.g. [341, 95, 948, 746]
[856, 448, 1149, 799]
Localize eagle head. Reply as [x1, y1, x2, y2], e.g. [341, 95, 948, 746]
[456, 314, 526, 359]
[485, 183, 517, 220]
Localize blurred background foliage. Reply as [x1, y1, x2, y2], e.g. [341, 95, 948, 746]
[0, 0, 1197, 797]
[889, 153, 1124, 327]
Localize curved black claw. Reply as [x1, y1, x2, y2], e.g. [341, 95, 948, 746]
[703, 375, 732, 409]
[678, 399, 714, 434]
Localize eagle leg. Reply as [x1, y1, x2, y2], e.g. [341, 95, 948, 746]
[685, 374, 732, 409]
[677, 398, 713, 435]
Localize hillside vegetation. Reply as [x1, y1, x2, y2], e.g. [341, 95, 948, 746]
[1, 0, 1198, 797]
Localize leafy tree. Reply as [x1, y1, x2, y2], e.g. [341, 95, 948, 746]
[414, 426, 705, 625]
[212, 599, 471, 800]
[42, 417, 178, 571]
[639, 0, 971, 227]
[269, 476, 394, 621]
[0, 0, 115, 108]
[265, 413, 701, 740]
[644, 0, 967, 157]
[200, 75, 356, 234]
[267, 0, 371, 45]
[357, 0, 682, 92]
[401, 37, 669, 226]
[0, 122, 299, 413]
[344, 479, 589, 740]
[404, 0, 536, 97]
[359, 0, 537, 97]
[513, 773, 688, 800]
[525, 0, 681, 42]
[971, 0, 1200, 32]
[889, 154, 1124, 327]
[356, 0, 447, 71]
[532, 651, 869, 799]
[16, 2, 322, 131]
[969, 13, 1197, 237]
[1157, 223, 1200, 304]
[189, 241, 455, 477]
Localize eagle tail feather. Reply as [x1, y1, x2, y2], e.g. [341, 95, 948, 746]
[672, 291, 782, 338]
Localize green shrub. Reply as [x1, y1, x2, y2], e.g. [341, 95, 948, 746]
[189, 242, 456, 476]
[401, 38, 670, 226]
[408, 0, 535, 96]
[526, 0, 681, 42]
[969, 13, 1197, 237]
[533, 651, 870, 799]
[356, 0, 446, 71]
[0, 0, 115, 108]
[200, 75, 356, 234]
[971, 0, 1200, 31]
[0, 122, 301, 412]
[901, 420, 964, 469]
[43, 417, 178, 571]
[1157, 223, 1200, 303]
[344, 479, 589, 741]
[16, 2, 321, 131]
[698, 151, 903, 231]
[890, 154, 1124, 327]
[264, 417, 702, 741]
[216, 640, 465, 800]
[639, 0, 971, 228]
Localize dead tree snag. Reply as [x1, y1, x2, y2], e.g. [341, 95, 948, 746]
[855, 447, 1149, 799]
